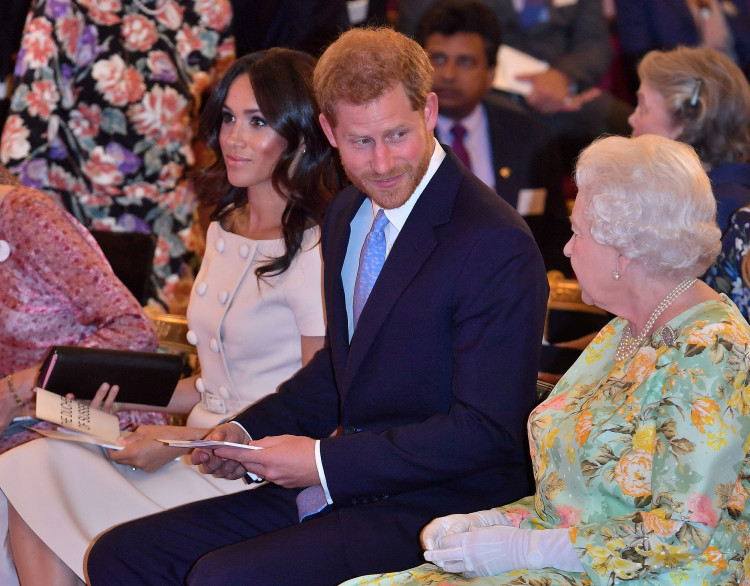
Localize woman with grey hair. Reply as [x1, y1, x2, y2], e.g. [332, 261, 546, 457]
[628, 46, 750, 233]
[343, 134, 750, 585]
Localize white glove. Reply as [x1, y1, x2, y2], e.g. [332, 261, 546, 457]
[424, 525, 584, 578]
[421, 509, 511, 551]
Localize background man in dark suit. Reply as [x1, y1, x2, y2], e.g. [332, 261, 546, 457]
[417, 0, 570, 274]
[400, 0, 633, 172]
[86, 27, 548, 586]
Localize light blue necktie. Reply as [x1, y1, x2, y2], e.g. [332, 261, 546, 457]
[296, 210, 390, 523]
[352, 209, 389, 328]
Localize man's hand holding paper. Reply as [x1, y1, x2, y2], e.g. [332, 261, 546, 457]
[214, 434, 319, 488]
[190, 422, 252, 480]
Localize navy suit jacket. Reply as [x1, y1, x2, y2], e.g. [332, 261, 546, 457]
[436, 96, 571, 274]
[233, 149, 548, 572]
[401, 0, 612, 88]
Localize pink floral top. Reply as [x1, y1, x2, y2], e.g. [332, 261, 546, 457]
[0, 186, 157, 376]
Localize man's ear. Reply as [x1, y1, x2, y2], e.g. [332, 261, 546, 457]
[319, 113, 338, 148]
[485, 66, 496, 92]
[424, 92, 438, 133]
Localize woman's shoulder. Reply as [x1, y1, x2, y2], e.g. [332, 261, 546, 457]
[708, 162, 750, 189]
[0, 186, 69, 229]
[673, 295, 750, 347]
[2, 185, 61, 212]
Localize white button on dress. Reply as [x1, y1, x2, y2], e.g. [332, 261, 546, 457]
[196, 282, 208, 296]
[186, 330, 198, 345]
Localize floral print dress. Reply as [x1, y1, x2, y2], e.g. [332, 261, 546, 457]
[344, 296, 750, 586]
[706, 207, 750, 321]
[0, 0, 234, 308]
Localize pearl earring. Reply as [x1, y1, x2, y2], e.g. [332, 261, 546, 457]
[612, 269, 621, 280]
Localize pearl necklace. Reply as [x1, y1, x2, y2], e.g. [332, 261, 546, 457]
[614, 277, 696, 362]
[132, 0, 168, 17]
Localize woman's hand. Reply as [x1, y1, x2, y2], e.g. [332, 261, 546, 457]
[91, 382, 119, 413]
[107, 424, 206, 473]
[424, 526, 583, 577]
[421, 510, 511, 551]
[65, 382, 119, 413]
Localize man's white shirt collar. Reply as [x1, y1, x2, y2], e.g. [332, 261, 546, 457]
[369, 138, 446, 230]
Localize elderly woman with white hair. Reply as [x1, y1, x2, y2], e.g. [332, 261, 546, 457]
[343, 134, 750, 586]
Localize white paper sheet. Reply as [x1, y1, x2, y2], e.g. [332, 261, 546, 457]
[493, 44, 549, 96]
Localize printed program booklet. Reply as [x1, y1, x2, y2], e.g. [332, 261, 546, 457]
[33, 387, 123, 449]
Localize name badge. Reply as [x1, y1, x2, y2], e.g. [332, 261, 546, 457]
[517, 188, 547, 216]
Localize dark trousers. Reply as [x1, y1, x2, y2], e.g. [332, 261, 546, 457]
[86, 483, 424, 585]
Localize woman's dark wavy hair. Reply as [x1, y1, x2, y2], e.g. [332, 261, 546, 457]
[194, 48, 343, 279]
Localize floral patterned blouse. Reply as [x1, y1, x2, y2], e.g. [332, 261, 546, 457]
[706, 207, 750, 321]
[343, 296, 750, 586]
[0, 0, 234, 308]
[0, 185, 157, 376]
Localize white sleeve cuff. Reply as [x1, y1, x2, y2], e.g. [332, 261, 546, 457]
[315, 440, 333, 505]
[227, 420, 251, 441]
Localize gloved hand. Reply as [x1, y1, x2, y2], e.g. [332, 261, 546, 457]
[424, 525, 584, 578]
[421, 509, 511, 551]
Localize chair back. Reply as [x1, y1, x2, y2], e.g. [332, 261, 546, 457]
[90, 230, 156, 305]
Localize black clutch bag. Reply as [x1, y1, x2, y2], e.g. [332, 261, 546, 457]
[36, 346, 183, 407]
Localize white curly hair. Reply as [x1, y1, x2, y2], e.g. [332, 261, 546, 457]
[575, 134, 721, 279]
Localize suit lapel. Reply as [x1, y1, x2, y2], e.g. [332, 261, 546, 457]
[342, 152, 462, 389]
[485, 101, 520, 209]
[326, 190, 367, 379]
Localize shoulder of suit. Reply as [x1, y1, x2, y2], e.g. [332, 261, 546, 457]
[483, 94, 552, 138]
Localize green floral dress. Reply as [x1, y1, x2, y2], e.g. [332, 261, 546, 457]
[343, 296, 750, 586]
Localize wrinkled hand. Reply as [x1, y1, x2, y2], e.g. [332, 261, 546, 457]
[421, 509, 511, 551]
[517, 68, 570, 113]
[517, 68, 600, 114]
[190, 422, 250, 480]
[108, 424, 190, 473]
[212, 434, 319, 488]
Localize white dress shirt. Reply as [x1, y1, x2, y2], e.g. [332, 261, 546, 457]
[317, 139, 446, 502]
